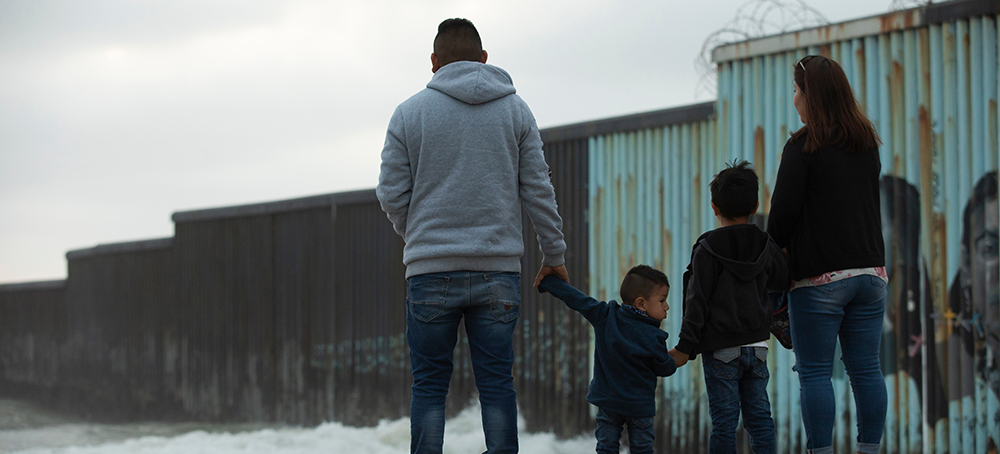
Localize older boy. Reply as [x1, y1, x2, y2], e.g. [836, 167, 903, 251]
[539, 265, 677, 454]
[669, 160, 788, 454]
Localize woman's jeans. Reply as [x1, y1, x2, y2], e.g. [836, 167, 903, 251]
[702, 346, 776, 454]
[788, 275, 888, 454]
[595, 407, 654, 454]
[406, 271, 521, 454]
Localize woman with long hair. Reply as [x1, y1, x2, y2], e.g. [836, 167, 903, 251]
[766, 55, 887, 454]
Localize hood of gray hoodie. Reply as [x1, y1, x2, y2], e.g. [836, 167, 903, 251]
[426, 61, 516, 105]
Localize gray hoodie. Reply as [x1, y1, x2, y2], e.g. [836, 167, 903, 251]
[377, 61, 566, 278]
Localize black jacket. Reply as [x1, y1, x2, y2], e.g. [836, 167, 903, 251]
[676, 224, 788, 357]
[766, 137, 884, 280]
[539, 275, 676, 417]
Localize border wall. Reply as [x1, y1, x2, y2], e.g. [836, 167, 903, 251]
[0, 143, 594, 437]
[1, 1, 998, 453]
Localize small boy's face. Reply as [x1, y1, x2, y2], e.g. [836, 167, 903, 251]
[637, 284, 670, 322]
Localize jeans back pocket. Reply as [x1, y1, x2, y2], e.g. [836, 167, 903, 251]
[713, 346, 740, 363]
[870, 274, 888, 288]
[753, 347, 770, 378]
[710, 347, 741, 380]
[485, 273, 521, 323]
[407, 275, 450, 323]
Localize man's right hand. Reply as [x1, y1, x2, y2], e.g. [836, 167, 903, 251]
[533, 264, 569, 290]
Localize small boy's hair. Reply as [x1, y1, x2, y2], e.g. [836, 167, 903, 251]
[619, 265, 670, 306]
[433, 18, 483, 68]
[710, 159, 759, 219]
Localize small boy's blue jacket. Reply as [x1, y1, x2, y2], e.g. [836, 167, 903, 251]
[539, 275, 677, 417]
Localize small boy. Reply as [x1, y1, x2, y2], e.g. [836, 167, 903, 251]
[669, 160, 788, 454]
[539, 265, 677, 454]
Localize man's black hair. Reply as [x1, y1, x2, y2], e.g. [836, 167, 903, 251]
[619, 265, 669, 306]
[433, 18, 483, 68]
[710, 159, 759, 219]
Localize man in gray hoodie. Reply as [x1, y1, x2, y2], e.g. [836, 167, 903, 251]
[376, 18, 567, 454]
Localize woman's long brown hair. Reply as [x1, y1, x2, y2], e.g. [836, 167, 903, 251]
[791, 55, 881, 153]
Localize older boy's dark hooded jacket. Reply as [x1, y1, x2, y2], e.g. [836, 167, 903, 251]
[676, 224, 788, 357]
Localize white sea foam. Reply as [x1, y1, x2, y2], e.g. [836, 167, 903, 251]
[3, 404, 601, 454]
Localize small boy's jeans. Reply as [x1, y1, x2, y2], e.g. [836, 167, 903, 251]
[702, 346, 776, 454]
[595, 407, 654, 454]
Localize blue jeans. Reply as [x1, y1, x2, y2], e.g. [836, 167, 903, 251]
[788, 275, 887, 454]
[702, 346, 776, 454]
[406, 271, 521, 454]
[594, 407, 654, 454]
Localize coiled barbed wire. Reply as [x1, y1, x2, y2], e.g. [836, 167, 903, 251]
[890, 0, 932, 10]
[695, 0, 829, 99]
[695, 0, 939, 99]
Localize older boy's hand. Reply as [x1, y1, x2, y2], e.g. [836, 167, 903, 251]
[533, 265, 569, 290]
[668, 348, 689, 367]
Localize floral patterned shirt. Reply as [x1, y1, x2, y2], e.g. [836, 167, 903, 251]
[792, 267, 888, 290]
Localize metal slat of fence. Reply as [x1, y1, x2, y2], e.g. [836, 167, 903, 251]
[515, 137, 591, 437]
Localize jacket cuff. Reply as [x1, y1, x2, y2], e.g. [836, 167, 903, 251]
[675, 340, 695, 355]
[538, 275, 558, 293]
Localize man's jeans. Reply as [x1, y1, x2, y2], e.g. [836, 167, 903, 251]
[406, 271, 521, 454]
[702, 346, 776, 454]
[594, 407, 654, 454]
[788, 275, 887, 454]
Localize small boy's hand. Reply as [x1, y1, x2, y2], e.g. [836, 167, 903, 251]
[668, 348, 689, 367]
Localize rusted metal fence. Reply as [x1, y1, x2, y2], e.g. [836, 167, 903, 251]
[0, 280, 65, 393]
[0, 142, 592, 435]
[707, 2, 999, 452]
[0, 2, 997, 453]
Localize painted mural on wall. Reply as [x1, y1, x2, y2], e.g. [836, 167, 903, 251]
[881, 169, 1000, 450]
[878, 174, 949, 432]
[947, 170, 999, 450]
[810, 169, 999, 449]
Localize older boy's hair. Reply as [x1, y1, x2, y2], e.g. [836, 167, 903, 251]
[619, 265, 669, 306]
[710, 159, 759, 219]
[433, 18, 483, 68]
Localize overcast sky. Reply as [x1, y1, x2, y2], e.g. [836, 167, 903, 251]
[0, 0, 897, 283]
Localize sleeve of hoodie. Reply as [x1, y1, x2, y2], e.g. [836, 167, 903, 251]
[675, 245, 717, 356]
[516, 101, 566, 267]
[765, 238, 790, 291]
[650, 336, 678, 377]
[538, 275, 609, 325]
[376, 106, 411, 238]
[766, 140, 807, 249]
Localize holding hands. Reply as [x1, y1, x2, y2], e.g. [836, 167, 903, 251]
[534, 264, 569, 289]
[668, 348, 689, 367]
